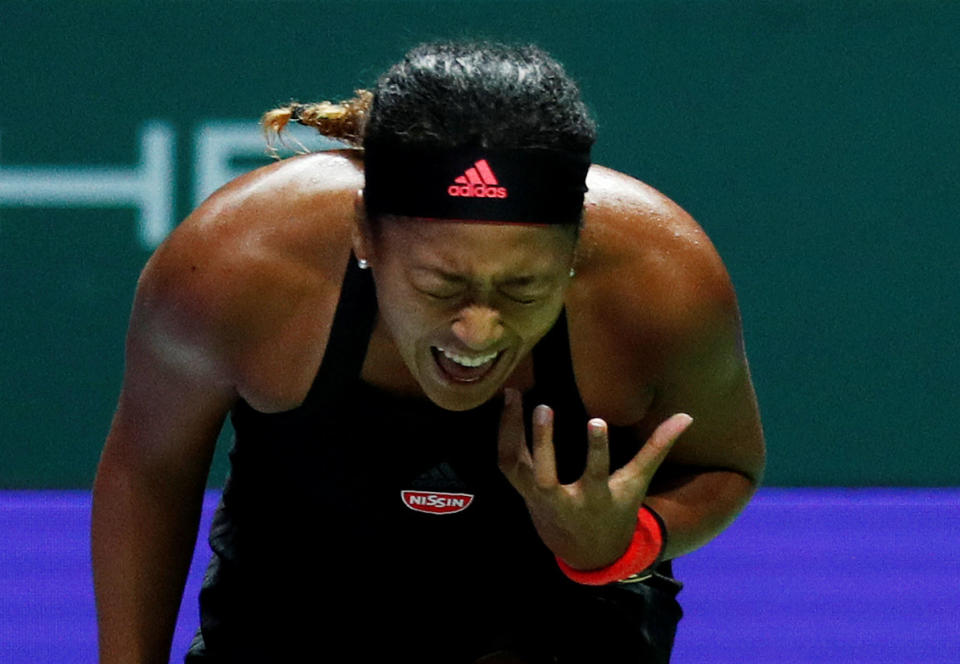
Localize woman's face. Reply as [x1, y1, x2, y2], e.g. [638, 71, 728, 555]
[362, 218, 577, 411]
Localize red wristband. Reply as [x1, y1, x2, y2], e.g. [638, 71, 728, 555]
[555, 504, 666, 586]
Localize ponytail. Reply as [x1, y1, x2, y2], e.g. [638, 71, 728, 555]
[261, 89, 373, 153]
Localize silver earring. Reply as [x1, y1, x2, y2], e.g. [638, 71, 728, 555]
[357, 257, 369, 270]
[569, 267, 576, 278]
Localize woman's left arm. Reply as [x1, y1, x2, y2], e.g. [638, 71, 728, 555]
[498, 219, 765, 570]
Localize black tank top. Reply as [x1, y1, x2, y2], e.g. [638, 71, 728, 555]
[189, 255, 675, 663]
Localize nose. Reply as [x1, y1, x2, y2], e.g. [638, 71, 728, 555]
[451, 305, 504, 350]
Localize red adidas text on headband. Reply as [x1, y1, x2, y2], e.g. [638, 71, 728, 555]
[363, 144, 591, 225]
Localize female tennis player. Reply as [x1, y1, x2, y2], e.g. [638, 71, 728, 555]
[93, 41, 764, 663]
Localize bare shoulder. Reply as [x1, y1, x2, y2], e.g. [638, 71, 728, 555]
[578, 165, 735, 311]
[567, 165, 744, 424]
[131, 150, 364, 411]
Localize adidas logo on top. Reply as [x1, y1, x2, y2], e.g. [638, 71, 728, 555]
[447, 159, 508, 199]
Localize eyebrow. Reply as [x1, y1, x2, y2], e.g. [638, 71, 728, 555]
[498, 275, 541, 288]
[414, 267, 545, 288]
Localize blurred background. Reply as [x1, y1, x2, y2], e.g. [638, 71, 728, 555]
[1, 1, 957, 662]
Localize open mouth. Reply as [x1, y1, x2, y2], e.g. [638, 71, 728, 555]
[431, 346, 504, 384]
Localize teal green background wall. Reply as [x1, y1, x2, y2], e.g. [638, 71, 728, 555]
[1, 1, 957, 488]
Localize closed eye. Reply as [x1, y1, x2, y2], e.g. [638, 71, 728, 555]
[501, 292, 540, 305]
[416, 288, 462, 301]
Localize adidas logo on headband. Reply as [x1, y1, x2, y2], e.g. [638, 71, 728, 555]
[447, 159, 508, 199]
[363, 144, 589, 225]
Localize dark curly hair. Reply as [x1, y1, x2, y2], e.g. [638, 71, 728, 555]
[263, 41, 596, 155]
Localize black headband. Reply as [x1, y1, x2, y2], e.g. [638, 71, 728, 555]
[363, 144, 590, 225]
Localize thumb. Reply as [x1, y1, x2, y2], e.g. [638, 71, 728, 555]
[611, 413, 693, 489]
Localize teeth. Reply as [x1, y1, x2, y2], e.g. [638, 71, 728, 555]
[437, 347, 499, 368]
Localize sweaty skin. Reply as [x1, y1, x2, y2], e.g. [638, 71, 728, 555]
[92, 149, 764, 663]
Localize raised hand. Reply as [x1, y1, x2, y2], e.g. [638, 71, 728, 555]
[497, 388, 693, 570]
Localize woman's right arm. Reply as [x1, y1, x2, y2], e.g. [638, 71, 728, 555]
[92, 240, 238, 664]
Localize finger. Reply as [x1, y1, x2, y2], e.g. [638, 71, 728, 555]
[612, 413, 693, 488]
[531, 405, 558, 489]
[497, 388, 534, 489]
[581, 418, 611, 486]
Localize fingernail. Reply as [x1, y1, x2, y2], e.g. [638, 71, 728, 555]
[588, 418, 606, 436]
[534, 405, 551, 425]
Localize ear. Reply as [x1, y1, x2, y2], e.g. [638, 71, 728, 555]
[352, 189, 373, 263]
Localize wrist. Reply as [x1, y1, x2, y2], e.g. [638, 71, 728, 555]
[555, 504, 667, 586]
